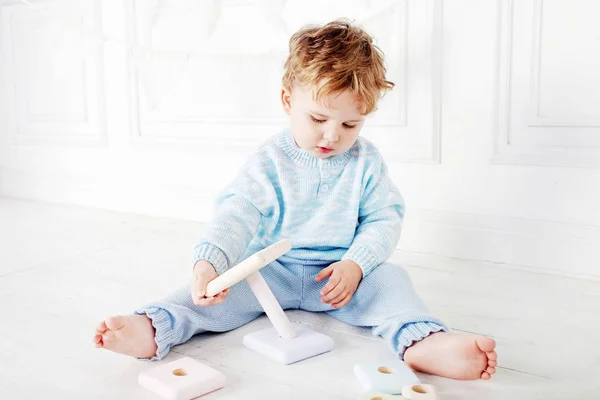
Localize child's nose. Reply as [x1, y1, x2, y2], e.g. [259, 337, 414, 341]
[323, 129, 340, 143]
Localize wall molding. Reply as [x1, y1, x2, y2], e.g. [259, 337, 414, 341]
[394, 249, 600, 283]
[401, 208, 600, 280]
[0, 0, 107, 147]
[0, 166, 215, 222]
[124, 0, 442, 164]
[493, 0, 600, 168]
[428, 0, 443, 164]
[528, 0, 600, 128]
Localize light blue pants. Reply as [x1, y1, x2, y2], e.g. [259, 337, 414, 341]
[135, 259, 448, 361]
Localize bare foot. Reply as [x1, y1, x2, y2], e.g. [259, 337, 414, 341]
[403, 332, 497, 380]
[93, 314, 158, 358]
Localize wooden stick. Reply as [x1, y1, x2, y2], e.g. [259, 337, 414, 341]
[246, 271, 297, 339]
[204, 239, 292, 297]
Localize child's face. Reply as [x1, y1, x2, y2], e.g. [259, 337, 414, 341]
[281, 84, 366, 159]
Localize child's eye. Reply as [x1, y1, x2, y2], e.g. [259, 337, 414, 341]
[310, 115, 326, 123]
[343, 124, 357, 129]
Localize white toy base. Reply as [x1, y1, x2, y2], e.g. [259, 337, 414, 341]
[243, 323, 334, 365]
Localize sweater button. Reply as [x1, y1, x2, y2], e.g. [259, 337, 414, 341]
[321, 184, 329, 192]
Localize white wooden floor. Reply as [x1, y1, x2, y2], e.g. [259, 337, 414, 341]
[0, 198, 599, 400]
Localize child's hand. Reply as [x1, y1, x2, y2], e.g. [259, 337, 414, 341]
[315, 260, 363, 308]
[190, 260, 230, 306]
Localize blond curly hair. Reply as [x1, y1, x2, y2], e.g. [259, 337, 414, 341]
[282, 19, 394, 115]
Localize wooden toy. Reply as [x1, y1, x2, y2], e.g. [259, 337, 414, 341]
[138, 356, 225, 399]
[354, 360, 420, 394]
[204, 239, 293, 298]
[206, 239, 334, 364]
[401, 384, 439, 399]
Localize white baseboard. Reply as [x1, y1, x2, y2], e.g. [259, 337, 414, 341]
[0, 166, 215, 222]
[2, 167, 599, 280]
[400, 209, 600, 280]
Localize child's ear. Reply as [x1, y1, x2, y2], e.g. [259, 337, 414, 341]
[281, 88, 292, 115]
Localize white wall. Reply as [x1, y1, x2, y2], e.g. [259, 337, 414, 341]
[1, 0, 599, 279]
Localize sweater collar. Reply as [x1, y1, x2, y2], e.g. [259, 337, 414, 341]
[276, 129, 353, 168]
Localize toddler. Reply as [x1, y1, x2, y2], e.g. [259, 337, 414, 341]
[94, 20, 497, 381]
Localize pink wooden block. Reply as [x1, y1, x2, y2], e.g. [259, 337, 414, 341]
[138, 357, 226, 399]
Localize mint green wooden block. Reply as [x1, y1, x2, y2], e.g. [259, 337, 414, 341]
[353, 360, 420, 394]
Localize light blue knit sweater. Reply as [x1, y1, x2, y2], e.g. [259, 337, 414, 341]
[193, 129, 405, 277]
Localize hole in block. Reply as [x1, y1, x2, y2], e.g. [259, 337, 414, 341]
[172, 368, 187, 376]
[377, 366, 394, 374]
[412, 384, 430, 394]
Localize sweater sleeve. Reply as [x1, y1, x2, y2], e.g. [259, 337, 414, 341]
[192, 155, 275, 275]
[342, 152, 405, 277]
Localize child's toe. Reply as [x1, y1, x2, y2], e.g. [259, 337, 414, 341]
[486, 366, 496, 375]
[486, 351, 497, 361]
[481, 371, 491, 380]
[488, 359, 497, 367]
[475, 336, 496, 353]
[105, 316, 126, 331]
[95, 320, 108, 335]
[93, 334, 104, 348]
[102, 331, 117, 347]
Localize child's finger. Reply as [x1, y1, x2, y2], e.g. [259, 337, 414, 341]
[327, 288, 348, 305]
[197, 296, 216, 306]
[196, 280, 206, 298]
[213, 293, 229, 305]
[214, 290, 228, 301]
[213, 293, 228, 305]
[203, 289, 231, 306]
[332, 292, 352, 308]
[320, 275, 341, 296]
[322, 282, 345, 303]
[195, 275, 213, 299]
[191, 277, 201, 298]
[315, 265, 334, 282]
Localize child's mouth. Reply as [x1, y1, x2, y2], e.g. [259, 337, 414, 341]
[317, 147, 333, 154]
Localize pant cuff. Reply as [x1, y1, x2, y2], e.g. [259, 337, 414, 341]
[397, 321, 448, 360]
[134, 307, 180, 361]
